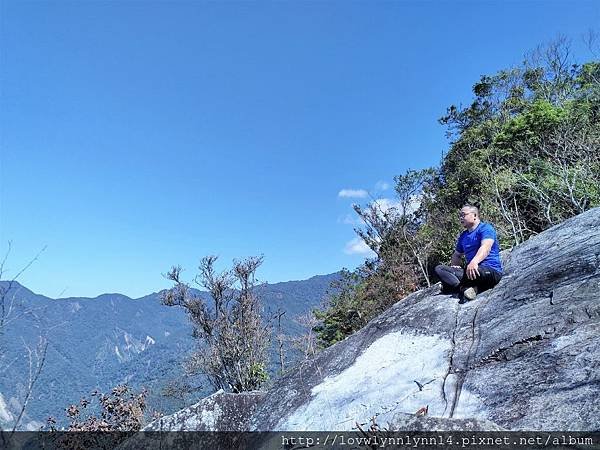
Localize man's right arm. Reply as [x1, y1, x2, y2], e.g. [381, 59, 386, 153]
[451, 251, 463, 267]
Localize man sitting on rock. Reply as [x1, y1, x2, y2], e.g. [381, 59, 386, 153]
[435, 204, 503, 301]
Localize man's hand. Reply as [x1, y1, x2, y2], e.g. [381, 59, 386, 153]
[466, 261, 480, 280]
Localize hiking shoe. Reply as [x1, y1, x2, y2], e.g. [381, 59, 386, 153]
[463, 286, 478, 301]
[440, 286, 459, 295]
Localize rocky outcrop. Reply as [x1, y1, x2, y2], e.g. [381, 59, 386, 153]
[153, 208, 600, 431]
[144, 390, 265, 431]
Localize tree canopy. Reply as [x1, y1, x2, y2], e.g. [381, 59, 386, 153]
[314, 37, 600, 348]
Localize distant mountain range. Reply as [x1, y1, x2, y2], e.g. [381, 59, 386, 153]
[0, 272, 341, 430]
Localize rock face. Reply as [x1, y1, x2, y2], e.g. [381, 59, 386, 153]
[155, 208, 600, 431]
[144, 390, 265, 431]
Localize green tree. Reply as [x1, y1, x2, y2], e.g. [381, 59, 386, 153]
[313, 36, 600, 348]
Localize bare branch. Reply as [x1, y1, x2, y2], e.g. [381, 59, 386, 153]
[162, 256, 271, 393]
[10, 336, 48, 434]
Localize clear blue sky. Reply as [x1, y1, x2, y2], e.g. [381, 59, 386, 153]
[1, 0, 598, 298]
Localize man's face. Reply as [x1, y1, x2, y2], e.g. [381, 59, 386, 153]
[459, 208, 477, 228]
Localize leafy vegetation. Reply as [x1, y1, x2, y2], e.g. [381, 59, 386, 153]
[314, 37, 600, 348]
[47, 385, 147, 432]
[44, 385, 146, 449]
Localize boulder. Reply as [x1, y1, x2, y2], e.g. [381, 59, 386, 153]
[148, 208, 600, 432]
[250, 207, 600, 431]
[143, 390, 265, 431]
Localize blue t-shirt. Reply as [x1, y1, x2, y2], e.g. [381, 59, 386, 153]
[456, 222, 502, 274]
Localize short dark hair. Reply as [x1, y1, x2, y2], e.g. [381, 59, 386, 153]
[461, 204, 479, 217]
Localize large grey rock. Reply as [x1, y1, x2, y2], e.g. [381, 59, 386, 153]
[143, 390, 265, 431]
[154, 208, 600, 432]
[249, 207, 600, 431]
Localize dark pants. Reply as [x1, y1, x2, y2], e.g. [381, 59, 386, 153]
[435, 264, 502, 294]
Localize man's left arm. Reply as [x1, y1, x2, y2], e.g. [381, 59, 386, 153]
[466, 239, 494, 280]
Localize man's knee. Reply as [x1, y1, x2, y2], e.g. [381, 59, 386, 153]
[479, 266, 497, 280]
[436, 264, 461, 288]
[476, 266, 502, 290]
[434, 264, 447, 276]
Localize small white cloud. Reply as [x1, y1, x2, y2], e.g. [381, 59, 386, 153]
[373, 198, 401, 214]
[371, 196, 422, 217]
[407, 194, 422, 215]
[344, 237, 376, 256]
[338, 189, 368, 199]
[375, 181, 390, 191]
